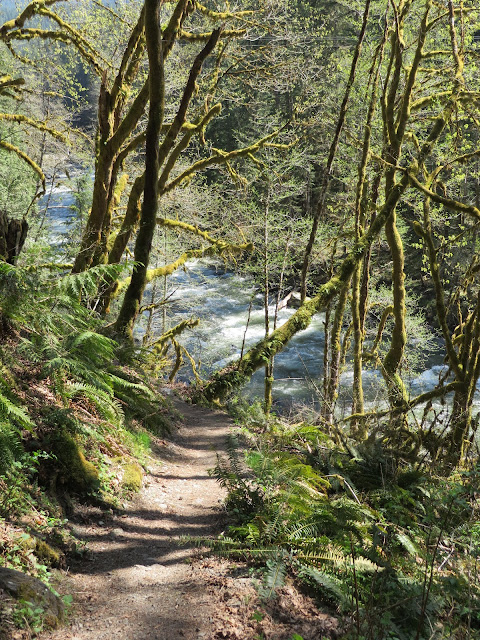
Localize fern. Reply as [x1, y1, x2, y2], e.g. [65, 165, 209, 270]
[0, 392, 33, 430]
[297, 566, 349, 607]
[0, 422, 22, 475]
[65, 382, 124, 426]
[259, 554, 287, 599]
[109, 372, 153, 397]
[55, 263, 127, 299]
[396, 531, 419, 556]
[0, 371, 33, 431]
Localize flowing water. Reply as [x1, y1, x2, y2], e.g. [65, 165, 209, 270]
[41, 179, 453, 413]
[139, 259, 446, 412]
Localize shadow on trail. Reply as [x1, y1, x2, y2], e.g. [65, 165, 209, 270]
[67, 408, 231, 578]
[70, 507, 228, 576]
[151, 433, 228, 458]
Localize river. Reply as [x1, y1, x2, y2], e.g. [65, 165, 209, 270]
[140, 259, 450, 411]
[40, 178, 450, 413]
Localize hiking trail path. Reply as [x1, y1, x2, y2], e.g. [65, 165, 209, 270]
[39, 398, 339, 640]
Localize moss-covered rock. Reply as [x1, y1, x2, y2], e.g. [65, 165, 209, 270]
[35, 540, 62, 568]
[0, 567, 65, 629]
[49, 430, 99, 494]
[121, 462, 143, 492]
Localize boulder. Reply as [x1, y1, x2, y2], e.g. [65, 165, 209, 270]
[0, 567, 65, 629]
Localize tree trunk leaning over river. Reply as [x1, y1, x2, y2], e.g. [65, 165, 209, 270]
[199, 0, 470, 426]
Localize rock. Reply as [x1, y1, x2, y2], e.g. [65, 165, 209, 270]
[287, 291, 311, 308]
[48, 430, 99, 494]
[35, 539, 62, 567]
[0, 567, 65, 629]
[110, 528, 125, 539]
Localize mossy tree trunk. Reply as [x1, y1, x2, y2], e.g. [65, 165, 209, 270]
[114, 18, 221, 337]
[322, 280, 350, 425]
[71, 0, 198, 275]
[113, 0, 165, 338]
[375, 0, 431, 425]
[72, 5, 150, 273]
[350, 27, 385, 437]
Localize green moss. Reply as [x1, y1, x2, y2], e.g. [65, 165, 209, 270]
[18, 534, 36, 551]
[35, 540, 61, 567]
[121, 462, 143, 492]
[50, 431, 99, 494]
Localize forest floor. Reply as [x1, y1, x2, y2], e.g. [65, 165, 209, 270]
[34, 397, 340, 640]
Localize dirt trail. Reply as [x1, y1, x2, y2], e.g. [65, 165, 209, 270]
[40, 399, 232, 640]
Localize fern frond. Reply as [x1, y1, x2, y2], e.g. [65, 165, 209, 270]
[259, 555, 287, 599]
[55, 263, 127, 298]
[0, 395, 34, 430]
[109, 372, 153, 397]
[0, 373, 33, 430]
[0, 423, 23, 474]
[297, 565, 349, 606]
[65, 382, 124, 425]
[396, 531, 419, 556]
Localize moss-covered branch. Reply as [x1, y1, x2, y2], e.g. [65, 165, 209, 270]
[3, 29, 103, 74]
[0, 0, 63, 35]
[113, 241, 252, 297]
[110, 6, 146, 105]
[344, 381, 463, 424]
[0, 141, 45, 189]
[408, 172, 480, 222]
[179, 28, 245, 41]
[151, 318, 200, 353]
[0, 75, 25, 98]
[0, 113, 68, 142]
[156, 216, 227, 247]
[161, 130, 280, 195]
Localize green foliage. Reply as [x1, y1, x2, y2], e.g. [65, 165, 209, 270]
[258, 553, 287, 599]
[206, 416, 480, 639]
[0, 423, 23, 475]
[121, 461, 143, 493]
[0, 260, 170, 500]
[0, 458, 35, 517]
[12, 598, 48, 635]
[0, 147, 37, 220]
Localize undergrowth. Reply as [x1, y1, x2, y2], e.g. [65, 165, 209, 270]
[203, 404, 480, 640]
[0, 261, 173, 635]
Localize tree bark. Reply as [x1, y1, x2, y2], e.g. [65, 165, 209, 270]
[114, 11, 220, 337]
[0, 210, 28, 264]
[114, 0, 164, 338]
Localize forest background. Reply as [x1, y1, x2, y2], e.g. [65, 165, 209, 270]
[2, 0, 480, 638]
